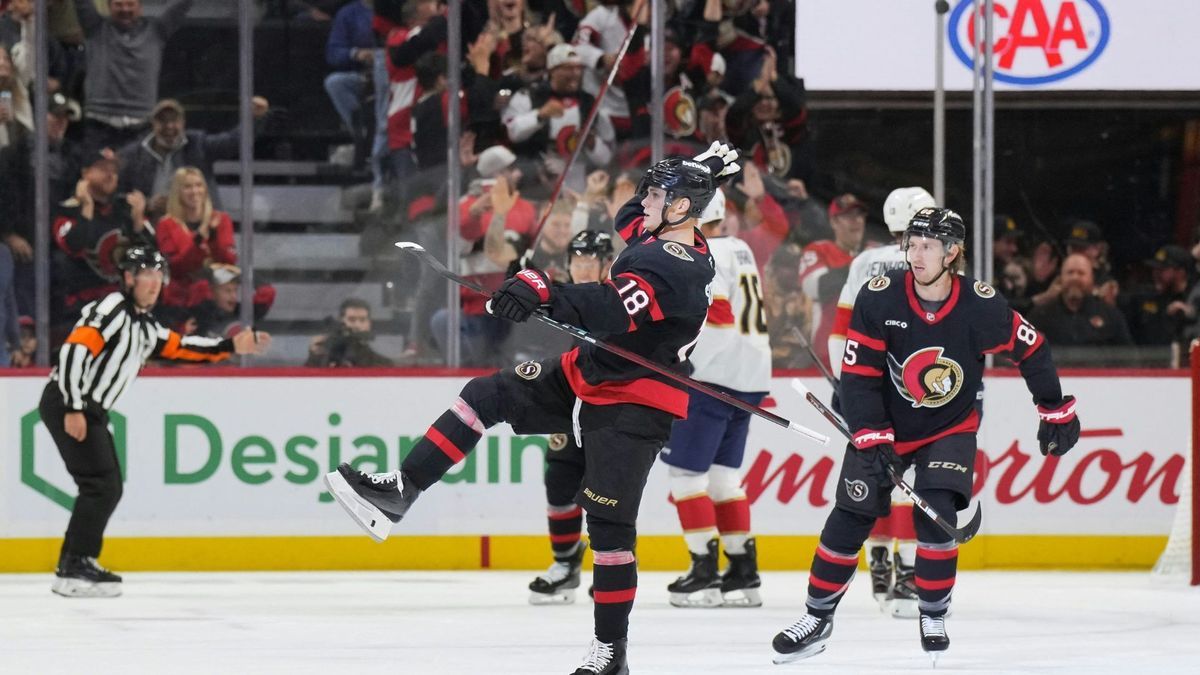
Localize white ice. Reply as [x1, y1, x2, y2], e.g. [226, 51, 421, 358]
[2, 571, 1199, 674]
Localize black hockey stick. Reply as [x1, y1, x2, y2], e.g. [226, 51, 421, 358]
[397, 241, 830, 446]
[790, 378, 983, 544]
[790, 326, 838, 388]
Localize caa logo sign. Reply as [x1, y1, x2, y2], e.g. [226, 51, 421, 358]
[948, 0, 1110, 86]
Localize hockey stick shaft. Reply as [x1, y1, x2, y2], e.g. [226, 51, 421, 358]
[397, 241, 830, 446]
[789, 378, 982, 544]
[790, 326, 838, 388]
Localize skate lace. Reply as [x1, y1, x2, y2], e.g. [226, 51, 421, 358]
[578, 639, 614, 671]
[921, 615, 946, 639]
[85, 557, 112, 574]
[366, 471, 398, 486]
[537, 560, 573, 584]
[781, 614, 821, 643]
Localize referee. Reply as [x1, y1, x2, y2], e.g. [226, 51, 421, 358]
[42, 246, 272, 597]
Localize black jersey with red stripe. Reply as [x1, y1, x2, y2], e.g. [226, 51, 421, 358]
[547, 196, 715, 418]
[840, 269, 1064, 454]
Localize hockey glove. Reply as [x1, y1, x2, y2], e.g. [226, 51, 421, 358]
[693, 141, 741, 182]
[489, 268, 551, 323]
[1036, 395, 1079, 456]
[855, 442, 900, 487]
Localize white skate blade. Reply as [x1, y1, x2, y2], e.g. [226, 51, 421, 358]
[929, 651, 941, 668]
[51, 576, 121, 598]
[323, 470, 393, 542]
[891, 598, 919, 618]
[529, 589, 576, 605]
[874, 592, 891, 612]
[720, 587, 762, 608]
[669, 587, 723, 608]
[772, 642, 826, 665]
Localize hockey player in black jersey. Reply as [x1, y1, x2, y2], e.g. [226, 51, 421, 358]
[325, 142, 741, 675]
[771, 208, 1081, 665]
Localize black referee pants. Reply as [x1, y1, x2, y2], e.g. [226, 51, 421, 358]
[39, 383, 123, 559]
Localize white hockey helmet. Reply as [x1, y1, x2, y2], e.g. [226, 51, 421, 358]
[698, 188, 726, 225]
[883, 186, 936, 233]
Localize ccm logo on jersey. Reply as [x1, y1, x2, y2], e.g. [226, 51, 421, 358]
[867, 275, 890, 291]
[928, 461, 969, 473]
[888, 347, 965, 408]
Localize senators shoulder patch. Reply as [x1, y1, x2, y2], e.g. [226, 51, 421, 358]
[973, 280, 996, 299]
[515, 360, 542, 380]
[663, 241, 694, 262]
[867, 275, 890, 291]
[548, 433, 569, 451]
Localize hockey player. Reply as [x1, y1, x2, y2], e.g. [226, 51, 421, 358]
[771, 208, 1080, 664]
[529, 230, 617, 605]
[661, 189, 771, 609]
[828, 187, 935, 617]
[326, 143, 740, 675]
[44, 247, 271, 597]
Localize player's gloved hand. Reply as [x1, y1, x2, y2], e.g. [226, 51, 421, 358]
[1037, 395, 1079, 456]
[692, 141, 741, 182]
[489, 268, 550, 323]
[855, 442, 900, 487]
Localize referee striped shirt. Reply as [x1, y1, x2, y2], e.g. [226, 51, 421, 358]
[51, 292, 234, 411]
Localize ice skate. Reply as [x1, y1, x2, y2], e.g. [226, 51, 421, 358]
[719, 537, 762, 607]
[323, 463, 422, 542]
[529, 543, 584, 605]
[667, 539, 722, 607]
[920, 613, 950, 665]
[571, 636, 628, 675]
[868, 545, 893, 611]
[771, 613, 833, 664]
[51, 554, 122, 598]
[891, 561, 919, 619]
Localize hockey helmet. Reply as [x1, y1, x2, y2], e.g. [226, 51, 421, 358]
[567, 230, 615, 261]
[883, 187, 936, 233]
[638, 156, 718, 221]
[698, 188, 726, 225]
[903, 207, 966, 248]
[118, 245, 170, 285]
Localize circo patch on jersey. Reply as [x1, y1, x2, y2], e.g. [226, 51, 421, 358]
[867, 275, 890, 291]
[548, 433, 568, 451]
[515, 360, 542, 380]
[973, 280, 996, 298]
[663, 241, 694, 262]
[845, 479, 869, 502]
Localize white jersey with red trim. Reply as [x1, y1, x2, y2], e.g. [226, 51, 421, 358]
[829, 242, 908, 378]
[689, 235, 771, 393]
[840, 269, 1065, 454]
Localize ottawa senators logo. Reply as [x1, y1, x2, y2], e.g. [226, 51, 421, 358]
[555, 125, 580, 157]
[887, 347, 964, 408]
[515, 360, 542, 380]
[867, 275, 890, 291]
[663, 241, 693, 261]
[664, 86, 697, 138]
[548, 433, 568, 451]
[973, 280, 996, 298]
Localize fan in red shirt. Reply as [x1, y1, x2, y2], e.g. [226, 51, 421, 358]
[798, 193, 866, 370]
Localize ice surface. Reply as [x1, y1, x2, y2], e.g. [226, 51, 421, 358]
[2, 571, 1198, 674]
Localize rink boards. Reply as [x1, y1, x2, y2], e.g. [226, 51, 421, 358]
[0, 371, 1185, 572]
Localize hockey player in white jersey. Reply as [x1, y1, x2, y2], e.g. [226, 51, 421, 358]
[660, 189, 773, 608]
[827, 186, 935, 618]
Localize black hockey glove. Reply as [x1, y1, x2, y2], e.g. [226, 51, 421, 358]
[1036, 395, 1079, 456]
[489, 268, 551, 323]
[855, 442, 900, 487]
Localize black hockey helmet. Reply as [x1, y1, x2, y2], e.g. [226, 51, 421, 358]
[567, 230, 614, 261]
[118, 245, 170, 284]
[904, 207, 966, 247]
[638, 156, 718, 223]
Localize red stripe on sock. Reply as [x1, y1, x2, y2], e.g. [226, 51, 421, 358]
[915, 576, 956, 591]
[808, 574, 847, 592]
[593, 588, 637, 603]
[550, 533, 581, 544]
[674, 494, 717, 531]
[916, 546, 958, 561]
[426, 426, 465, 463]
[548, 506, 582, 520]
[815, 546, 859, 566]
[714, 498, 750, 534]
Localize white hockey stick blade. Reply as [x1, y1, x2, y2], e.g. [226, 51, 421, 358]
[323, 470, 393, 543]
[395, 241, 424, 252]
[787, 421, 829, 446]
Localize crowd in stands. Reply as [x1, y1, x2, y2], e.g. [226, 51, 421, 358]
[0, 0, 1197, 370]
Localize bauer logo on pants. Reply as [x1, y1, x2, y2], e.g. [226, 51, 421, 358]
[844, 479, 869, 502]
[515, 361, 542, 380]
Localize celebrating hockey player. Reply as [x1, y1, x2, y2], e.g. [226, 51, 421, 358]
[528, 230, 617, 605]
[660, 189, 771, 608]
[828, 186, 936, 617]
[771, 207, 1080, 664]
[326, 142, 740, 675]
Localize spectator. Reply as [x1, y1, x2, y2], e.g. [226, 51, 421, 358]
[51, 147, 154, 329]
[993, 214, 1024, 270]
[0, 241, 18, 366]
[1, 0, 69, 92]
[797, 193, 866, 370]
[323, 0, 378, 164]
[572, 0, 644, 139]
[0, 42, 32, 150]
[1028, 253, 1132, 347]
[385, 0, 446, 182]
[155, 166, 236, 309]
[0, 92, 82, 314]
[74, 0, 194, 152]
[117, 97, 269, 217]
[190, 263, 274, 339]
[411, 52, 455, 170]
[307, 297, 393, 367]
[725, 46, 808, 180]
[503, 43, 614, 196]
[461, 145, 537, 242]
[721, 163, 789, 276]
[8, 313, 34, 367]
[1064, 218, 1118, 305]
[1124, 245, 1194, 346]
[998, 258, 1034, 316]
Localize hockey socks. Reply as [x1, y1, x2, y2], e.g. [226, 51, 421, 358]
[672, 492, 717, 554]
[914, 541, 958, 616]
[592, 550, 637, 643]
[401, 398, 484, 490]
[548, 504, 584, 559]
[714, 497, 751, 555]
[806, 507, 875, 616]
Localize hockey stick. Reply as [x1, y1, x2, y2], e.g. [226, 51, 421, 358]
[789, 378, 983, 544]
[790, 326, 838, 388]
[521, 0, 647, 268]
[397, 241, 830, 446]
